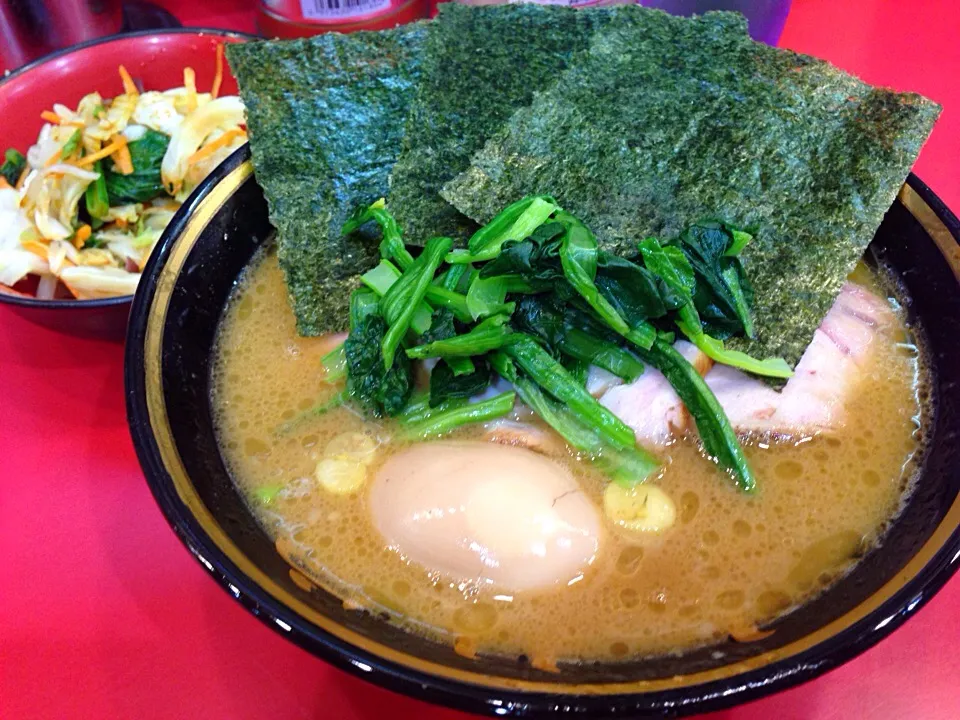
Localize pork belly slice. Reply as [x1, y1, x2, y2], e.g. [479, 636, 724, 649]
[598, 341, 711, 447]
[705, 282, 895, 435]
[594, 282, 894, 445]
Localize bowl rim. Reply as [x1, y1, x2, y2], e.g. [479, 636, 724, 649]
[125, 145, 960, 717]
[0, 26, 258, 311]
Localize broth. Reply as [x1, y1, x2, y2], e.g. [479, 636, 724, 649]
[211, 249, 924, 663]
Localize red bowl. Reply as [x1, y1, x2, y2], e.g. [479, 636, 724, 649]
[0, 29, 253, 341]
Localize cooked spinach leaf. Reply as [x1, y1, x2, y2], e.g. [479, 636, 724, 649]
[344, 311, 413, 417]
[429, 356, 491, 407]
[103, 129, 169, 204]
[1, 148, 25, 186]
[84, 160, 110, 220]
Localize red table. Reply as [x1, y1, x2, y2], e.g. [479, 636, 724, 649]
[2, 2, 959, 718]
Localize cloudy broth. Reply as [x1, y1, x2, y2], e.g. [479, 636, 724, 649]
[210, 249, 924, 663]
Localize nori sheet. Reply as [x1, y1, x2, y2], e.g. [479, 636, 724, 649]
[227, 24, 428, 335]
[388, 3, 644, 244]
[442, 10, 940, 366]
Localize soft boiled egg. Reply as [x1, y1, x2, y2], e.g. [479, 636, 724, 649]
[369, 441, 602, 593]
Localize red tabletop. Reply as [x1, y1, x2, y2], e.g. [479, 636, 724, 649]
[2, 2, 960, 718]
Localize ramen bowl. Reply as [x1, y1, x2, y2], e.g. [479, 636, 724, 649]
[125, 145, 960, 717]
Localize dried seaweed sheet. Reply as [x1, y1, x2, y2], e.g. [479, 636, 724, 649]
[443, 10, 939, 366]
[388, 3, 644, 243]
[227, 24, 428, 335]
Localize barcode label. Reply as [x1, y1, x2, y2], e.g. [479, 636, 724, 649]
[508, 0, 602, 5]
[300, 0, 391, 19]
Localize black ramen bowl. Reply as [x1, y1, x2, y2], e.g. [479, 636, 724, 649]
[125, 145, 960, 717]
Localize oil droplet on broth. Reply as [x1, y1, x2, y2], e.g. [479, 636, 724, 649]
[243, 437, 271, 457]
[755, 590, 791, 616]
[615, 546, 644, 575]
[679, 491, 700, 524]
[787, 531, 863, 592]
[453, 602, 498, 633]
[715, 589, 745, 610]
[609, 642, 629, 658]
[774, 460, 804, 480]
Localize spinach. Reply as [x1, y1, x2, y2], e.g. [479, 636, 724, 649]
[479, 224, 565, 282]
[402, 391, 515, 439]
[505, 334, 636, 449]
[678, 222, 757, 339]
[343, 199, 415, 271]
[407, 314, 512, 359]
[556, 212, 656, 349]
[84, 160, 110, 220]
[344, 312, 413, 417]
[429, 356, 491, 407]
[103, 129, 169, 204]
[640, 235, 791, 378]
[466, 275, 514, 320]
[1, 148, 25, 186]
[512, 295, 643, 381]
[380, 236, 452, 368]
[420, 308, 457, 345]
[558, 327, 645, 383]
[492, 352, 658, 487]
[636, 337, 755, 492]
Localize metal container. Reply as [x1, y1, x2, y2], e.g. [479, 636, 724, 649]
[257, 0, 429, 37]
[0, 0, 122, 72]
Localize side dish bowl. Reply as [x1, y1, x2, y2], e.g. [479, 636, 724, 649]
[0, 28, 252, 340]
[125, 145, 960, 717]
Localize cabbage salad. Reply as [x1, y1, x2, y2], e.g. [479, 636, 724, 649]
[0, 48, 246, 299]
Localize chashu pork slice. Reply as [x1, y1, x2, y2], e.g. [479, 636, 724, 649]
[705, 281, 896, 436]
[598, 341, 712, 447]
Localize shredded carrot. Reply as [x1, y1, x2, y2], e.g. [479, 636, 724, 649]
[77, 136, 128, 167]
[112, 141, 134, 175]
[211, 44, 224, 99]
[40, 110, 61, 124]
[186, 129, 247, 167]
[22, 240, 50, 260]
[118, 65, 138, 96]
[0, 177, 10, 190]
[73, 224, 92, 249]
[184, 67, 198, 113]
[61, 280, 80, 298]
